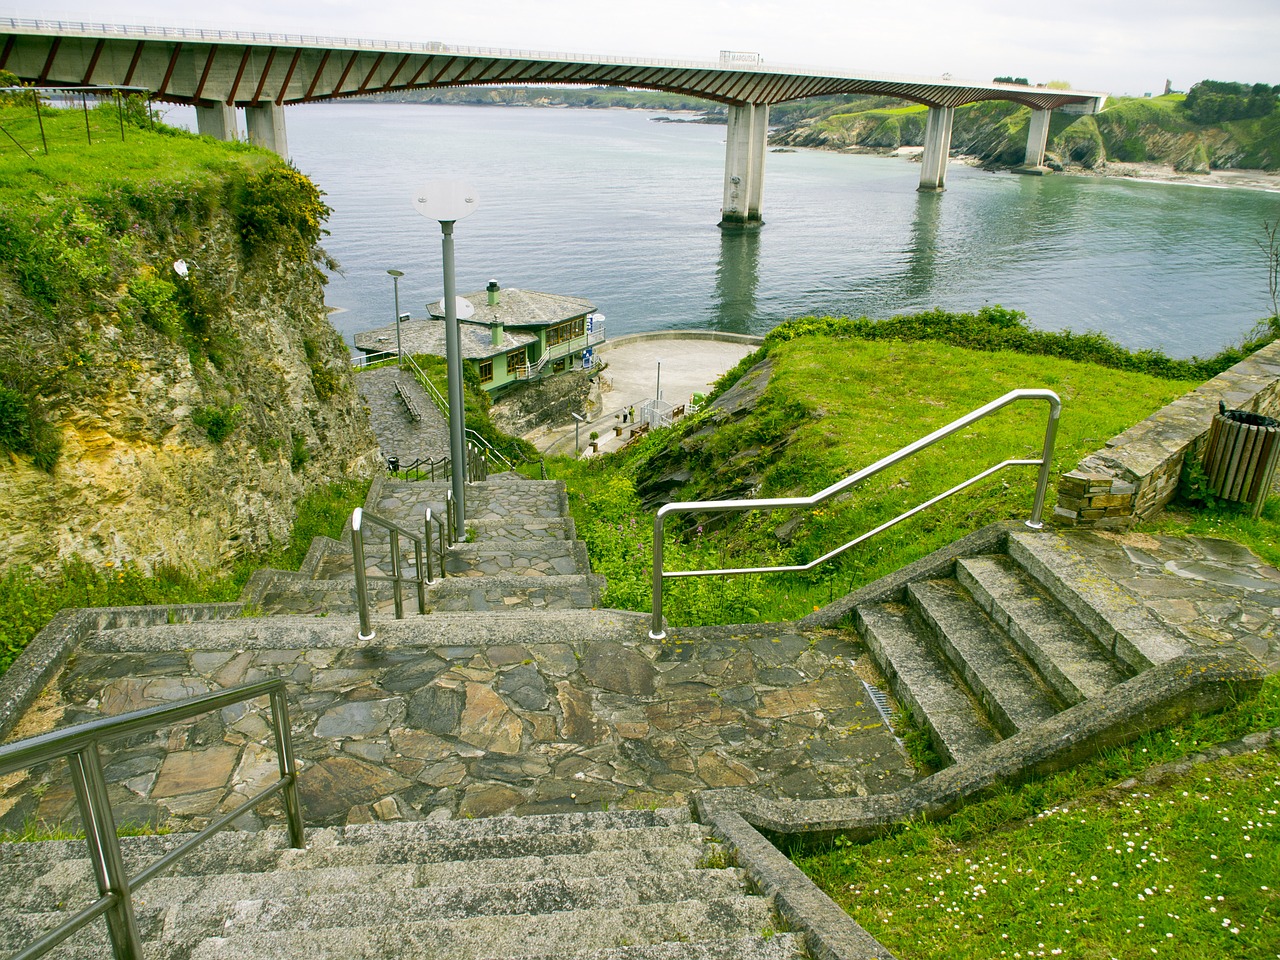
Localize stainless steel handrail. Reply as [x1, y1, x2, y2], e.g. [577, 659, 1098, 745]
[0, 679, 303, 960]
[648, 388, 1062, 639]
[352, 497, 453, 640]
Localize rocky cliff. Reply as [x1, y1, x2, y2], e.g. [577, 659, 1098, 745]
[0, 125, 378, 575]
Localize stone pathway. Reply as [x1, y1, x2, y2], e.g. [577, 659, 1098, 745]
[355, 366, 450, 463]
[0, 617, 912, 832]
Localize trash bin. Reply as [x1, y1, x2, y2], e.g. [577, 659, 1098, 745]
[387, 456, 400, 474]
[1202, 402, 1280, 517]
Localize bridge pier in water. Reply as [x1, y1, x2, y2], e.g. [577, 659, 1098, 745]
[1020, 107, 1053, 173]
[918, 106, 955, 192]
[719, 102, 769, 229]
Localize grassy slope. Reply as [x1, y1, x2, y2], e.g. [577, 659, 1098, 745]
[555, 335, 1198, 627]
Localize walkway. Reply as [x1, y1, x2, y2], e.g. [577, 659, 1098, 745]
[355, 365, 450, 463]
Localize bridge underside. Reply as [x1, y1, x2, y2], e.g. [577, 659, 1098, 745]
[1, 25, 1107, 217]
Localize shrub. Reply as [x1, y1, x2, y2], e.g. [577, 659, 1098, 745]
[191, 404, 240, 443]
[233, 166, 330, 259]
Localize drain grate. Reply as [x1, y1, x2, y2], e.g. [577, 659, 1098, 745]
[862, 680, 900, 739]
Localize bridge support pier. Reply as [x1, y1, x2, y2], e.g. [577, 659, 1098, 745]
[195, 102, 238, 142]
[1018, 107, 1053, 174]
[719, 102, 769, 228]
[918, 106, 954, 192]
[245, 103, 289, 158]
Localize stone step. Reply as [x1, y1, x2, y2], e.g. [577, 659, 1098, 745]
[184, 896, 780, 960]
[247, 567, 606, 617]
[160, 869, 749, 943]
[906, 578, 1063, 737]
[956, 555, 1132, 703]
[81, 608, 651, 653]
[376, 479, 568, 524]
[854, 601, 1001, 766]
[1007, 531, 1189, 670]
[466, 515, 576, 543]
[443, 540, 591, 578]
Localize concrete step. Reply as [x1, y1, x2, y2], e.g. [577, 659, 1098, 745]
[854, 601, 1001, 766]
[80, 608, 651, 653]
[956, 554, 1133, 703]
[184, 896, 780, 960]
[497, 938, 807, 960]
[906, 578, 1063, 737]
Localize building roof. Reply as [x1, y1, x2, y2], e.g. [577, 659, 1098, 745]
[354, 318, 536, 361]
[427, 287, 596, 328]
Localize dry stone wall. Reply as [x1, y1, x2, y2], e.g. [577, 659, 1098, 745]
[1055, 340, 1280, 527]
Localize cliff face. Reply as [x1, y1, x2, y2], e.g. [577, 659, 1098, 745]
[0, 135, 378, 575]
[772, 97, 1280, 173]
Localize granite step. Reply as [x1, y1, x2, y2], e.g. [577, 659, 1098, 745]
[184, 896, 780, 960]
[956, 554, 1132, 703]
[906, 578, 1063, 737]
[159, 869, 749, 943]
[1007, 531, 1190, 670]
[496, 936, 807, 960]
[854, 600, 1001, 766]
[376, 479, 568, 523]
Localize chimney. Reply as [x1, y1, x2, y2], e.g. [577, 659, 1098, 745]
[491, 322, 503, 347]
[487, 279, 500, 306]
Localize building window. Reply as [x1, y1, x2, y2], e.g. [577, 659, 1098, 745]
[506, 348, 526, 376]
[479, 359, 493, 384]
[553, 358, 566, 373]
[546, 316, 586, 347]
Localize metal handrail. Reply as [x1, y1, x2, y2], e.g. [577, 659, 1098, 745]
[403, 354, 513, 472]
[0, 679, 303, 960]
[352, 496, 454, 640]
[648, 388, 1062, 640]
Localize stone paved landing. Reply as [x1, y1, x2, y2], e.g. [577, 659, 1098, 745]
[1054, 530, 1280, 671]
[355, 366, 450, 462]
[0, 617, 914, 835]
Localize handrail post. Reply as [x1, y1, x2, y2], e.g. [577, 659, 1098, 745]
[650, 508, 667, 640]
[68, 744, 144, 960]
[351, 508, 375, 641]
[1026, 394, 1061, 529]
[389, 529, 404, 619]
[414, 539, 427, 613]
[268, 687, 306, 850]
[424, 510, 435, 583]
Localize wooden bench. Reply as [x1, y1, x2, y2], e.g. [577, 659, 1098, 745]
[394, 380, 423, 422]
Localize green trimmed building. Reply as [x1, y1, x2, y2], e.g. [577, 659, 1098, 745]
[355, 282, 604, 395]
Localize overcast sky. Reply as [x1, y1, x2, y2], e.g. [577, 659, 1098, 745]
[4, 0, 1276, 97]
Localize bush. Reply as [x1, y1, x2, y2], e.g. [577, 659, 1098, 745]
[191, 404, 240, 443]
[233, 166, 330, 259]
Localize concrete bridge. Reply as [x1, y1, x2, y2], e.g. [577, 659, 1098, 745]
[1, 18, 1107, 226]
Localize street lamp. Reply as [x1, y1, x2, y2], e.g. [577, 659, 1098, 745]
[655, 358, 662, 404]
[571, 411, 586, 456]
[413, 180, 478, 542]
[387, 269, 404, 367]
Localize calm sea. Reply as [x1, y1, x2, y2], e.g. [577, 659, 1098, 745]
[167, 102, 1280, 359]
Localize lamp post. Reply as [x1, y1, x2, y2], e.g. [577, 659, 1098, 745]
[571, 411, 586, 456]
[413, 180, 478, 541]
[655, 358, 662, 403]
[387, 269, 404, 367]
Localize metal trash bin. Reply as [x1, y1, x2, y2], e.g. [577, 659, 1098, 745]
[1202, 402, 1280, 517]
[387, 456, 400, 474]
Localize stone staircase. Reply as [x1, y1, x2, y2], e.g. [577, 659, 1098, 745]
[0, 808, 805, 960]
[243, 474, 606, 617]
[850, 529, 1186, 768]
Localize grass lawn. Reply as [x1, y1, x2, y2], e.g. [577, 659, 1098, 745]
[792, 677, 1280, 960]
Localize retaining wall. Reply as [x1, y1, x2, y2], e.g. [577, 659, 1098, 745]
[1055, 340, 1280, 528]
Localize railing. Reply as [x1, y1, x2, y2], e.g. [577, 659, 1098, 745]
[517, 323, 607, 381]
[351, 499, 453, 641]
[648, 389, 1061, 640]
[401, 354, 513, 472]
[350, 349, 397, 369]
[0, 679, 303, 960]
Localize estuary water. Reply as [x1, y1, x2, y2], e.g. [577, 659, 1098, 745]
[173, 102, 1280, 359]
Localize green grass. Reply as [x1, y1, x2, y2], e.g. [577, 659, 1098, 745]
[0, 478, 370, 677]
[792, 676, 1280, 960]
[552, 331, 1201, 627]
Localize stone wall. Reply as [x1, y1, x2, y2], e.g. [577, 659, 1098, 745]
[1054, 340, 1280, 528]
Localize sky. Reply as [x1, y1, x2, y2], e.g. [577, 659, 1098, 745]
[3, 0, 1276, 97]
